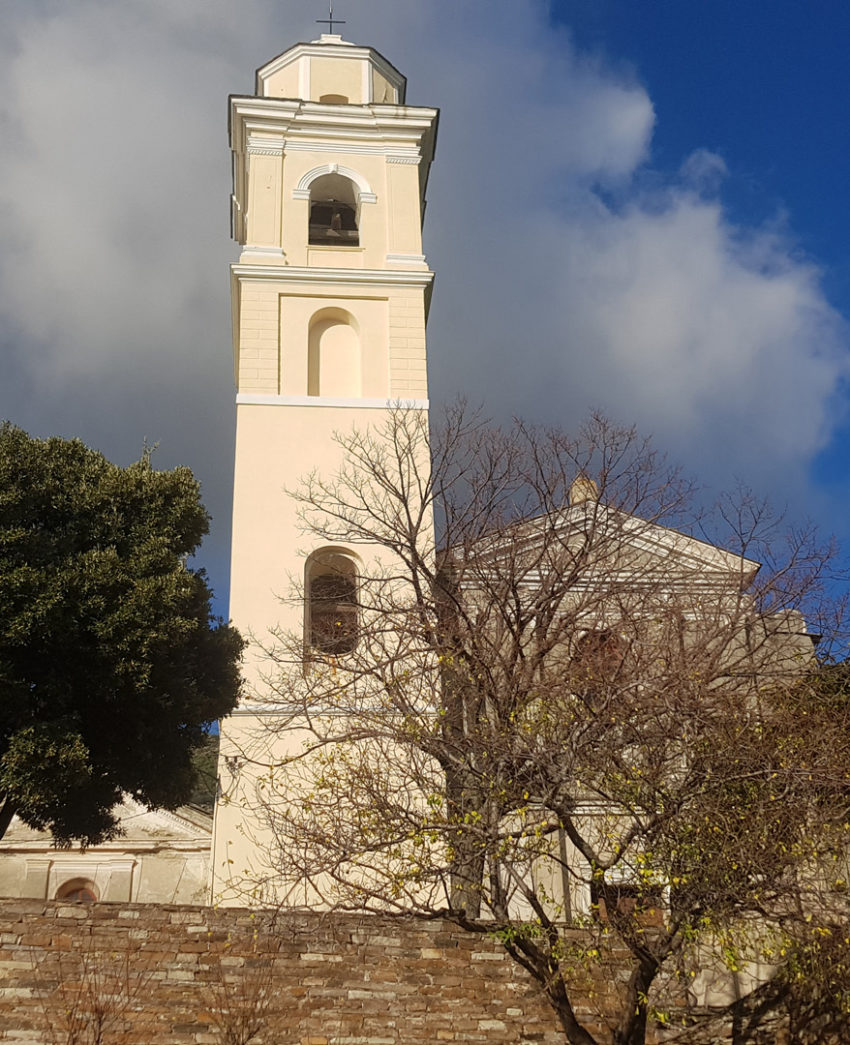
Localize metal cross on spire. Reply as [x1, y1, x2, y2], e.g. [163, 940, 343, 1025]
[316, 1, 345, 35]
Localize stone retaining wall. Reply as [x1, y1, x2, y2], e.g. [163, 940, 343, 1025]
[0, 898, 590, 1044]
[0, 898, 805, 1044]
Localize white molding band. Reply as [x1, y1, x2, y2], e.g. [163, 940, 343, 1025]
[283, 142, 419, 162]
[231, 263, 434, 289]
[247, 138, 285, 156]
[241, 245, 286, 257]
[229, 703, 406, 717]
[293, 162, 377, 202]
[386, 252, 427, 265]
[237, 394, 429, 410]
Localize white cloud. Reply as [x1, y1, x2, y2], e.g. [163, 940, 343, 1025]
[679, 148, 728, 193]
[0, 0, 847, 600]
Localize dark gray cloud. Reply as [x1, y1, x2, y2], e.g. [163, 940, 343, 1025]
[1, 1, 847, 610]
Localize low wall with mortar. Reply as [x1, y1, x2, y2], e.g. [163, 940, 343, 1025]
[0, 898, 802, 1045]
[0, 898, 603, 1044]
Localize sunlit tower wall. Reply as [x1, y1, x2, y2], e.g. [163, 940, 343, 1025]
[211, 33, 438, 902]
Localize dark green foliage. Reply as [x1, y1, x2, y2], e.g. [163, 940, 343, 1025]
[0, 423, 243, 845]
[189, 732, 220, 812]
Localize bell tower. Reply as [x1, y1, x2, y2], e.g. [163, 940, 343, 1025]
[211, 34, 438, 901]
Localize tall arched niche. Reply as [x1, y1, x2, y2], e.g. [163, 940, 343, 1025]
[307, 307, 362, 398]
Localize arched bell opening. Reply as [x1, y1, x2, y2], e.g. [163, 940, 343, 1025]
[308, 173, 360, 246]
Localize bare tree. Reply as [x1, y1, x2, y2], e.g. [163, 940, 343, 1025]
[201, 933, 281, 1045]
[241, 406, 849, 1045]
[34, 931, 150, 1045]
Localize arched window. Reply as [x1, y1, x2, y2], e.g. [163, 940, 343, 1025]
[308, 173, 359, 246]
[571, 629, 628, 705]
[56, 878, 98, 903]
[319, 93, 349, 104]
[590, 880, 664, 928]
[306, 551, 359, 655]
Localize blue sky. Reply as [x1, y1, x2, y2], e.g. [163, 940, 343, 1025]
[557, 0, 850, 488]
[1, 0, 849, 616]
[561, 1, 850, 295]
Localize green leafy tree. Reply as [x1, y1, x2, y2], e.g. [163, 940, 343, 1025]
[0, 423, 242, 845]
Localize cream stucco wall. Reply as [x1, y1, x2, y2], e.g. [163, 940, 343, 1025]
[240, 147, 428, 267]
[232, 279, 428, 398]
[212, 35, 437, 905]
[228, 402, 432, 694]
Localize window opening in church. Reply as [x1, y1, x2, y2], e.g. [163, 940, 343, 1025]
[56, 879, 98, 903]
[307, 554, 359, 654]
[308, 173, 360, 246]
[591, 881, 664, 928]
[571, 629, 628, 706]
[319, 93, 349, 104]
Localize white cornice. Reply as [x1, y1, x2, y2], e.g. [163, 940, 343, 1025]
[282, 140, 421, 163]
[386, 252, 428, 267]
[232, 96, 436, 119]
[247, 136, 284, 156]
[236, 394, 429, 409]
[451, 502, 761, 583]
[230, 102, 437, 180]
[231, 263, 434, 289]
[4, 839, 210, 854]
[229, 704, 366, 717]
[241, 245, 286, 258]
[231, 97, 437, 138]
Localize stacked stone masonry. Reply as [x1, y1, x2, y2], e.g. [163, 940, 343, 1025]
[0, 899, 801, 1044]
[0, 899, 574, 1044]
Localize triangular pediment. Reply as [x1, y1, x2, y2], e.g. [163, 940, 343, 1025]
[0, 797, 211, 850]
[444, 502, 760, 591]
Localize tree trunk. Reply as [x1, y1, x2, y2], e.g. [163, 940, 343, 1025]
[613, 958, 657, 1045]
[552, 990, 601, 1045]
[444, 768, 486, 917]
[0, 797, 17, 842]
[496, 930, 601, 1045]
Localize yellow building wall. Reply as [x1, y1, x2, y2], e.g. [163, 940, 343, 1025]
[234, 281, 427, 399]
[259, 44, 402, 106]
[214, 36, 435, 906]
